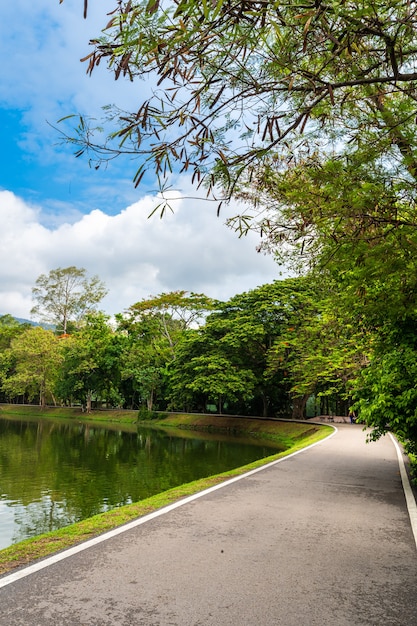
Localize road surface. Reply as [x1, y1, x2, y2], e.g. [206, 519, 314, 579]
[1, 424, 416, 625]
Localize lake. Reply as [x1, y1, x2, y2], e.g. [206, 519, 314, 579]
[0, 414, 280, 550]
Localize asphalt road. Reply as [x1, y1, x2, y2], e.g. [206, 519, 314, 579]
[1, 424, 416, 626]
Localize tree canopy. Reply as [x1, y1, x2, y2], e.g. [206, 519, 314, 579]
[2, 327, 62, 408]
[64, 1, 417, 220]
[62, 1, 417, 298]
[49, 2, 417, 449]
[31, 266, 107, 334]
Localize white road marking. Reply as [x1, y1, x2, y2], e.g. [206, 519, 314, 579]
[389, 433, 417, 550]
[0, 427, 337, 589]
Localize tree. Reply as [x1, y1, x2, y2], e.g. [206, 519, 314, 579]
[267, 283, 371, 419]
[0, 316, 31, 403]
[1, 327, 62, 408]
[31, 267, 107, 334]
[61, 1, 417, 446]
[168, 331, 257, 414]
[56, 313, 122, 412]
[0, 315, 28, 350]
[118, 319, 171, 411]
[62, 0, 417, 218]
[116, 291, 215, 409]
[168, 278, 317, 417]
[124, 291, 218, 356]
[353, 323, 417, 454]
[185, 353, 256, 415]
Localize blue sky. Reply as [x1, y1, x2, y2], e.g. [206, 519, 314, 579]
[0, 0, 280, 319]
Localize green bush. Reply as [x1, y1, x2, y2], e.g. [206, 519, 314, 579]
[137, 406, 159, 421]
[408, 452, 417, 487]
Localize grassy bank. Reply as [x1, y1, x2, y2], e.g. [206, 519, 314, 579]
[0, 406, 333, 576]
[0, 403, 139, 426]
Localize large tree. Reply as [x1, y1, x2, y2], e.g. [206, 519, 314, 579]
[62, 1, 417, 445]
[1, 327, 62, 408]
[117, 314, 173, 411]
[64, 1, 417, 216]
[125, 291, 218, 353]
[56, 312, 122, 412]
[116, 291, 217, 409]
[168, 278, 319, 418]
[31, 266, 107, 334]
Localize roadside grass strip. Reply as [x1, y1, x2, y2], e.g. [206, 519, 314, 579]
[0, 425, 335, 588]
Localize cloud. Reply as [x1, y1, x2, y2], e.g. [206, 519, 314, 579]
[1, 0, 162, 219]
[0, 189, 281, 319]
[0, 2, 286, 322]
[2, 1, 141, 171]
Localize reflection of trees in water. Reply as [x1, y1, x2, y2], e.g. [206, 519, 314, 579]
[12, 496, 77, 546]
[0, 416, 275, 547]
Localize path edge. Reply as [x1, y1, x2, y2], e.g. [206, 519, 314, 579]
[389, 433, 417, 550]
[0, 425, 337, 589]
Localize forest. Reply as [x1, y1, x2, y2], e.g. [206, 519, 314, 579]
[1, 263, 414, 455]
[5, 2, 417, 454]
[1, 269, 332, 420]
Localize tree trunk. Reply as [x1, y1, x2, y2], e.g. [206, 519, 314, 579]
[86, 390, 92, 414]
[261, 393, 268, 418]
[39, 384, 46, 409]
[147, 388, 154, 411]
[291, 394, 309, 420]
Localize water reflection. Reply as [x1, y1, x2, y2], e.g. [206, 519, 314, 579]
[0, 415, 281, 549]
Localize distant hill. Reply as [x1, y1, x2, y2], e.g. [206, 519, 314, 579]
[14, 317, 37, 326]
[16, 318, 55, 330]
[0, 315, 54, 330]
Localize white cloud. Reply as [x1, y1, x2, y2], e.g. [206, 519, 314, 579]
[2, 1, 133, 110]
[0, 189, 282, 319]
[0, 2, 287, 321]
[2, 0, 142, 171]
[1, 0, 162, 220]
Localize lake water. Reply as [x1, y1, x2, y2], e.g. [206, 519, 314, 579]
[0, 415, 280, 550]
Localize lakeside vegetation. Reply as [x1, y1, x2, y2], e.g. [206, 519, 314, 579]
[5, 0, 417, 584]
[3, 267, 417, 458]
[55, 2, 417, 456]
[0, 408, 332, 576]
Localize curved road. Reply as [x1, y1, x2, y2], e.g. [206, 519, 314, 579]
[1, 424, 416, 625]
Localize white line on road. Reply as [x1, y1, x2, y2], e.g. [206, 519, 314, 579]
[0, 426, 337, 589]
[389, 433, 417, 550]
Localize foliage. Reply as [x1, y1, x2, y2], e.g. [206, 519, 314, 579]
[409, 453, 417, 486]
[0, 316, 30, 401]
[184, 352, 257, 414]
[117, 291, 219, 409]
[0, 315, 29, 350]
[123, 290, 219, 354]
[54, 2, 417, 446]
[168, 278, 326, 417]
[4, 268, 417, 447]
[56, 312, 122, 411]
[267, 277, 370, 411]
[353, 322, 417, 453]
[1, 327, 63, 408]
[137, 406, 160, 420]
[31, 266, 107, 334]
[128, 291, 218, 328]
[61, 0, 417, 216]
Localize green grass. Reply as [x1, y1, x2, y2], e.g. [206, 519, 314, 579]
[0, 404, 139, 425]
[409, 453, 417, 485]
[0, 407, 332, 576]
